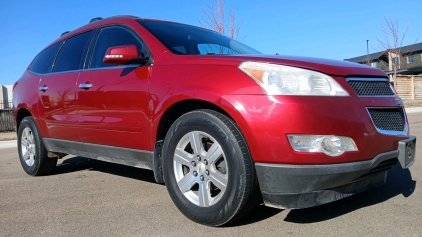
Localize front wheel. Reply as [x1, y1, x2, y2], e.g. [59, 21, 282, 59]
[163, 110, 259, 226]
[17, 117, 57, 176]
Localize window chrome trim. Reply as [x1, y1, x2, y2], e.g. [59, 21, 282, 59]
[27, 70, 48, 75]
[34, 68, 83, 75]
[346, 77, 396, 98]
[28, 64, 149, 75]
[82, 64, 142, 72]
[366, 107, 408, 136]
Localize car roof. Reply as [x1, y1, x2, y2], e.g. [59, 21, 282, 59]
[46, 15, 197, 49]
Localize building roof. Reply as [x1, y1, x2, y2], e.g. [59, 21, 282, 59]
[344, 42, 422, 63]
[345, 51, 386, 63]
[401, 42, 422, 54]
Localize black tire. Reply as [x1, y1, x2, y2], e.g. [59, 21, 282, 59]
[17, 117, 57, 176]
[162, 109, 260, 226]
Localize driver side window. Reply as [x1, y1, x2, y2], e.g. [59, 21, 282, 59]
[90, 26, 149, 68]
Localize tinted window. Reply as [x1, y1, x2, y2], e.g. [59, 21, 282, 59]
[173, 46, 187, 54]
[138, 20, 261, 55]
[197, 44, 239, 55]
[29, 42, 62, 74]
[90, 26, 148, 68]
[53, 30, 93, 72]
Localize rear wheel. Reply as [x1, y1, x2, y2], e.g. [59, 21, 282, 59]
[163, 109, 259, 226]
[18, 117, 57, 176]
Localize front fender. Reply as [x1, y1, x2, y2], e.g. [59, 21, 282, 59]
[149, 89, 258, 157]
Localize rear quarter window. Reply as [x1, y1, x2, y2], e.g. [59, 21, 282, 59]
[29, 42, 63, 74]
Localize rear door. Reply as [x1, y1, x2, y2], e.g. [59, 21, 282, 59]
[38, 30, 94, 141]
[77, 25, 151, 150]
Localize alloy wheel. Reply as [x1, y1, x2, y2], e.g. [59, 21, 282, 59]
[173, 131, 228, 207]
[21, 127, 36, 166]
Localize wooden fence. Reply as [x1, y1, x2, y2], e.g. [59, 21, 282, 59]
[0, 110, 14, 132]
[395, 76, 422, 100]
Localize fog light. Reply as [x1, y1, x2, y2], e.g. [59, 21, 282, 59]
[288, 135, 358, 157]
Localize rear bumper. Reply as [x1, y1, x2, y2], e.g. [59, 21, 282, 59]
[256, 136, 416, 209]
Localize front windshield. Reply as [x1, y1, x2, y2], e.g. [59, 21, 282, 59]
[137, 20, 261, 55]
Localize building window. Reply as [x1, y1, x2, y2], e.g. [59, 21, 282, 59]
[407, 55, 415, 64]
[371, 61, 378, 68]
[392, 57, 399, 66]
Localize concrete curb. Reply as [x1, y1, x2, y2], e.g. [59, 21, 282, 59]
[0, 140, 17, 149]
[405, 107, 422, 114]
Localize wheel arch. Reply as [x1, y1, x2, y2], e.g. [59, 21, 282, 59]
[155, 99, 232, 142]
[151, 98, 254, 183]
[152, 99, 236, 183]
[15, 108, 33, 132]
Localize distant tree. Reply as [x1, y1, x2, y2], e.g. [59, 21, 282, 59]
[199, 0, 242, 40]
[377, 17, 418, 88]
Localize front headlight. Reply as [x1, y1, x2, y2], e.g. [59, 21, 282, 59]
[239, 62, 349, 96]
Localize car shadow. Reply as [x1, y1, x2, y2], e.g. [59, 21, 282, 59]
[284, 165, 416, 223]
[50, 157, 416, 225]
[52, 156, 158, 184]
[120, 66, 136, 76]
[226, 204, 284, 227]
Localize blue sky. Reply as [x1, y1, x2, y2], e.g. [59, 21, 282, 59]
[1, 0, 421, 85]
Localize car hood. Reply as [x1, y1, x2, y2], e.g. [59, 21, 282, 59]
[192, 54, 386, 78]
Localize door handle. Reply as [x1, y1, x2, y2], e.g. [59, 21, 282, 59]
[39, 86, 48, 91]
[79, 84, 93, 89]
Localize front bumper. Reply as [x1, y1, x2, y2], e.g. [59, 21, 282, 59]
[256, 136, 416, 209]
[222, 94, 410, 165]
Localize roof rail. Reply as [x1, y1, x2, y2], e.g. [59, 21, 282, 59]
[89, 17, 103, 23]
[107, 15, 139, 19]
[60, 31, 70, 37]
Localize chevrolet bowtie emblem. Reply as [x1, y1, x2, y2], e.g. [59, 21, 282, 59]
[395, 98, 404, 106]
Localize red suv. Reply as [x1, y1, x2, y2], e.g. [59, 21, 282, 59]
[13, 15, 416, 226]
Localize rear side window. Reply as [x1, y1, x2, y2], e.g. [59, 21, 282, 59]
[90, 26, 148, 68]
[29, 42, 62, 74]
[53, 30, 93, 72]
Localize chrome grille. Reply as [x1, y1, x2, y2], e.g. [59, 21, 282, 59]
[367, 108, 405, 131]
[348, 80, 395, 96]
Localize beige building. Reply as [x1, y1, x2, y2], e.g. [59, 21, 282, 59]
[0, 85, 13, 109]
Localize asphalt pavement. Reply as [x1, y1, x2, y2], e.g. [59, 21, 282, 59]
[0, 113, 421, 236]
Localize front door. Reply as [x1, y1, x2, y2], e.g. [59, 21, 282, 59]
[77, 25, 151, 150]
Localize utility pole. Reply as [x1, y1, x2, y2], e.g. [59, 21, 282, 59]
[366, 40, 369, 65]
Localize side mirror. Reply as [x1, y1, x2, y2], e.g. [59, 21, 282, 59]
[103, 45, 149, 65]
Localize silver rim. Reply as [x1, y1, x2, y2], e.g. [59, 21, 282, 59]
[173, 131, 228, 207]
[21, 127, 36, 166]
